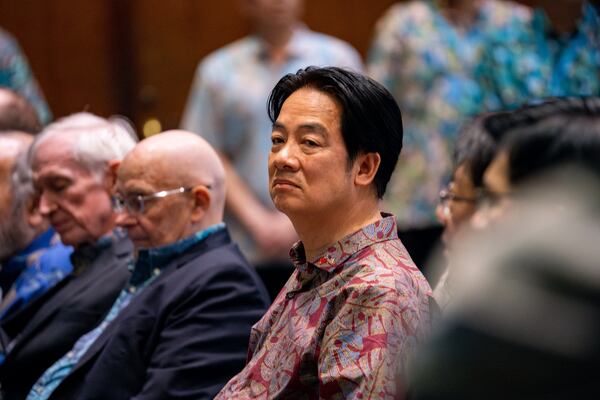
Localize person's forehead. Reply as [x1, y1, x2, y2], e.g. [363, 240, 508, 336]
[33, 137, 91, 179]
[117, 152, 166, 193]
[279, 88, 341, 124]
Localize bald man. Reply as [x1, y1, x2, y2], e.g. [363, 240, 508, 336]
[33, 131, 270, 400]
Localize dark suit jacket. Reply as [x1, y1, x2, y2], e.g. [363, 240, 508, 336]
[50, 228, 270, 400]
[0, 237, 132, 400]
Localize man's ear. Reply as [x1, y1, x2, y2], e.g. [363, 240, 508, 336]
[105, 160, 121, 193]
[190, 185, 211, 223]
[354, 152, 381, 188]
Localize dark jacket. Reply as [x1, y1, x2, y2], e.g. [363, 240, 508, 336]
[0, 236, 132, 400]
[50, 228, 270, 400]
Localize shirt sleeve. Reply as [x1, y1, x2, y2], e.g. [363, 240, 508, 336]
[317, 281, 429, 399]
[180, 60, 226, 152]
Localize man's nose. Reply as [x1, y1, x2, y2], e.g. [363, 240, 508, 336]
[436, 202, 450, 227]
[115, 209, 136, 227]
[38, 191, 56, 216]
[272, 142, 300, 171]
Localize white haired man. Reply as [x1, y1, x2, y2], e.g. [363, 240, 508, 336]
[0, 112, 137, 400]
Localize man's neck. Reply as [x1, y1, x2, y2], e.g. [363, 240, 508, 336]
[439, 0, 482, 28]
[293, 200, 382, 262]
[256, 25, 295, 66]
[546, 4, 583, 35]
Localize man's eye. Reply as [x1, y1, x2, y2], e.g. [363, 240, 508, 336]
[303, 139, 319, 147]
[49, 180, 69, 192]
[271, 136, 284, 145]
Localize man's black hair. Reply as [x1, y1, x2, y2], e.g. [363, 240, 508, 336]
[267, 66, 403, 198]
[453, 112, 501, 188]
[491, 97, 600, 184]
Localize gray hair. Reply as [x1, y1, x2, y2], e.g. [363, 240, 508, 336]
[0, 144, 36, 260]
[30, 112, 138, 179]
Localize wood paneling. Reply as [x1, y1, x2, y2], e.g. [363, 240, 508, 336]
[0, 0, 578, 133]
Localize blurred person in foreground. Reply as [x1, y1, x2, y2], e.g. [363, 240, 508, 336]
[0, 113, 136, 400]
[367, 0, 530, 268]
[0, 132, 72, 321]
[32, 131, 270, 400]
[181, 0, 363, 300]
[215, 67, 432, 399]
[410, 97, 600, 399]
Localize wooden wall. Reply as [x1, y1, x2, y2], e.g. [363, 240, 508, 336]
[0, 0, 561, 134]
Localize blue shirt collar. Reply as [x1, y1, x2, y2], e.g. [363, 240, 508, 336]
[130, 223, 225, 287]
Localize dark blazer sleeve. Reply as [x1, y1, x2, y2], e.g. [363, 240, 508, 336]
[132, 252, 269, 400]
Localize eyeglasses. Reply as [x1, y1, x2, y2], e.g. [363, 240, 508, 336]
[112, 187, 194, 214]
[438, 187, 479, 205]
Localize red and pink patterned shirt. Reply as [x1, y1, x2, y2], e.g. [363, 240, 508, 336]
[216, 214, 433, 399]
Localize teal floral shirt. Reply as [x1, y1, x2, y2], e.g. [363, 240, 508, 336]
[368, 0, 530, 228]
[0, 28, 51, 124]
[477, 2, 600, 110]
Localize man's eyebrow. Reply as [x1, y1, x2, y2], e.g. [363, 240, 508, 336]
[272, 121, 286, 131]
[297, 123, 327, 136]
[271, 122, 327, 136]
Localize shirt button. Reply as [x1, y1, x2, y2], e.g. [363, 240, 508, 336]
[286, 292, 295, 300]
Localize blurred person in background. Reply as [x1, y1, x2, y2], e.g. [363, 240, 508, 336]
[367, 0, 530, 271]
[31, 131, 269, 400]
[432, 113, 501, 309]
[0, 28, 51, 125]
[0, 90, 47, 303]
[0, 113, 136, 400]
[216, 67, 432, 400]
[181, 0, 363, 300]
[477, 1, 600, 111]
[409, 97, 600, 399]
[0, 88, 42, 133]
[0, 132, 72, 322]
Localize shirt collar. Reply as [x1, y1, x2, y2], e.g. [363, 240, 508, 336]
[70, 230, 121, 274]
[289, 213, 398, 273]
[130, 223, 225, 287]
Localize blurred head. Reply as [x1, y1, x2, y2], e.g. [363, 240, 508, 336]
[0, 88, 41, 134]
[30, 112, 137, 247]
[114, 130, 226, 250]
[267, 67, 402, 222]
[481, 97, 600, 223]
[436, 113, 500, 241]
[240, 0, 303, 32]
[0, 132, 41, 260]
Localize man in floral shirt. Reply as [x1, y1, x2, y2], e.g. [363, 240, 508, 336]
[215, 67, 433, 399]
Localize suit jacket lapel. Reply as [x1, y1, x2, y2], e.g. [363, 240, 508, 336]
[67, 229, 231, 373]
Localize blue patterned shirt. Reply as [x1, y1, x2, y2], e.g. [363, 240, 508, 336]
[367, 0, 531, 227]
[181, 26, 362, 261]
[0, 229, 72, 321]
[477, 2, 600, 110]
[27, 224, 226, 400]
